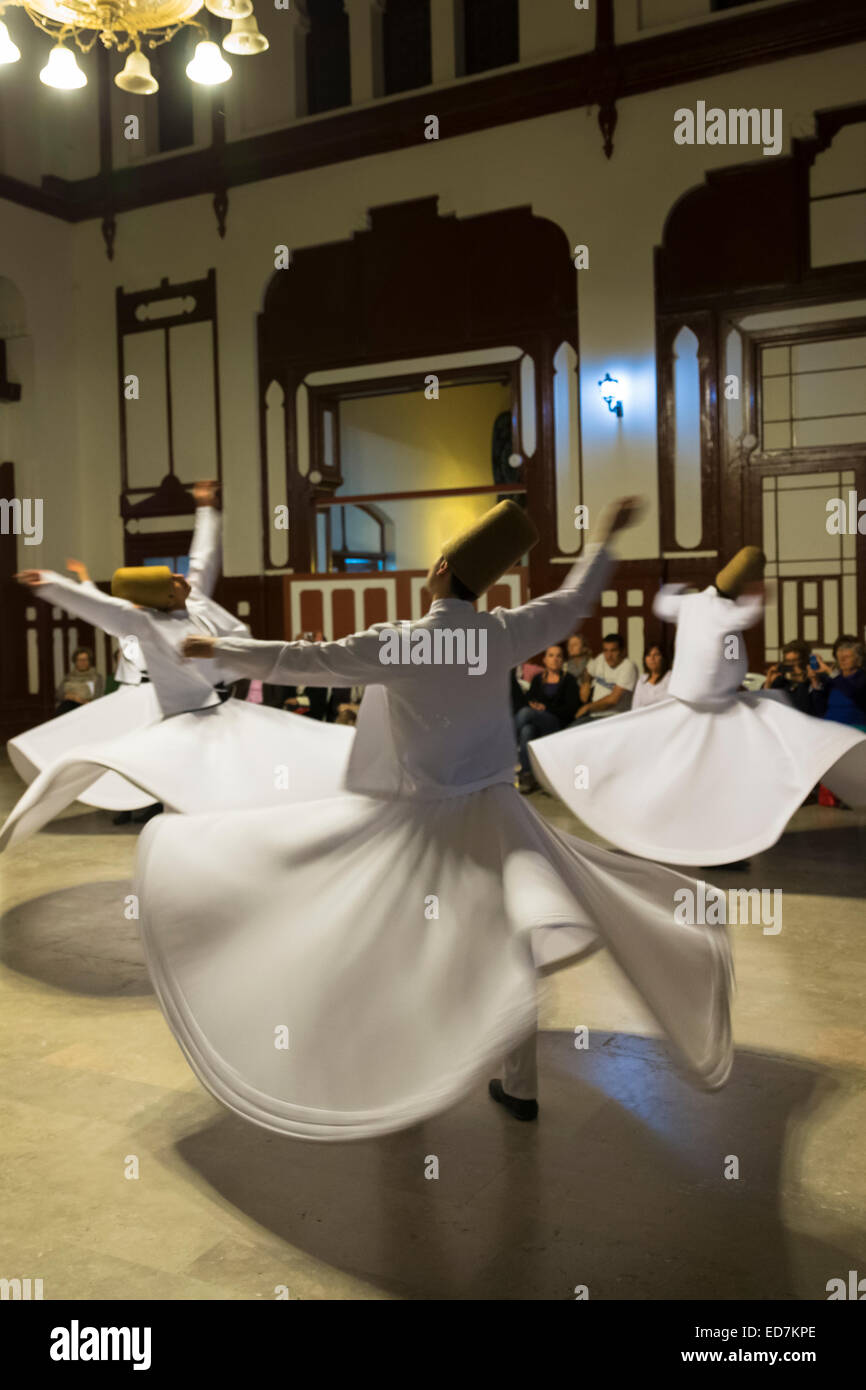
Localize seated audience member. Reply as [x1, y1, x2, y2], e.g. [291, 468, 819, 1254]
[632, 643, 672, 710]
[577, 632, 638, 719]
[515, 645, 580, 793]
[55, 647, 104, 715]
[565, 632, 592, 682]
[763, 640, 821, 716]
[810, 636, 866, 731]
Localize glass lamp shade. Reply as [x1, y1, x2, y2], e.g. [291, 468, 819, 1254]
[205, 0, 252, 18]
[222, 15, 269, 55]
[115, 49, 159, 95]
[0, 21, 21, 65]
[186, 40, 232, 85]
[40, 45, 87, 90]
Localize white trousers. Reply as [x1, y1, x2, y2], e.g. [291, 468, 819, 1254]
[503, 1028, 538, 1100]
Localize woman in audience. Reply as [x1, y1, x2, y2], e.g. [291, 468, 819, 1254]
[632, 643, 671, 710]
[515, 644, 580, 793]
[55, 647, 104, 715]
[810, 636, 866, 732]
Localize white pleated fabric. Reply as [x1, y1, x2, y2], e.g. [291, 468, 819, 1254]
[136, 784, 733, 1142]
[530, 690, 866, 865]
[7, 684, 163, 812]
[530, 583, 866, 865]
[0, 702, 354, 852]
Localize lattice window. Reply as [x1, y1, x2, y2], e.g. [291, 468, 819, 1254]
[760, 335, 866, 451]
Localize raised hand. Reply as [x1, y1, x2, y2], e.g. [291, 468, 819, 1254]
[192, 479, 219, 508]
[14, 570, 48, 588]
[66, 557, 90, 583]
[593, 495, 645, 544]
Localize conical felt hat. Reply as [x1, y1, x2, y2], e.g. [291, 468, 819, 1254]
[715, 546, 765, 598]
[111, 566, 174, 609]
[441, 501, 539, 596]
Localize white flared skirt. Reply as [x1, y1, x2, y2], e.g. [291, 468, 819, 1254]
[0, 700, 355, 853]
[135, 785, 733, 1142]
[530, 691, 866, 865]
[7, 684, 163, 812]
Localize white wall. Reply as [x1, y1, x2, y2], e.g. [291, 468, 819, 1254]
[0, 202, 78, 570]
[3, 38, 864, 581]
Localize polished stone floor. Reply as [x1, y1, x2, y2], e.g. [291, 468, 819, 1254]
[1, 753, 864, 1301]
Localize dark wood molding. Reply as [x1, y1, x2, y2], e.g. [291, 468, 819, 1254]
[656, 311, 721, 559]
[6, 0, 863, 225]
[116, 268, 223, 523]
[257, 197, 578, 590]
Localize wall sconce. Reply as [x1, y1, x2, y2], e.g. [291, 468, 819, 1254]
[597, 371, 623, 418]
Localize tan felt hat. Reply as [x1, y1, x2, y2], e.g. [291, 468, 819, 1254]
[441, 500, 539, 596]
[111, 566, 174, 609]
[715, 546, 765, 598]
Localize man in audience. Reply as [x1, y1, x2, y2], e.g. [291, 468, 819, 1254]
[763, 639, 822, 716]
[565, 632, 592, 682]
[577, 632, 638, 719]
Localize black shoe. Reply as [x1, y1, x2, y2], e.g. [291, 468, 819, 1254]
[112, 811, 132, 825]
[517, 774, 537, 795]
[488, 1078, 538, 1121]
[132, 803, 163, 824]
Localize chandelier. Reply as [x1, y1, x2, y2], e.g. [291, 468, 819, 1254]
[0, 0, 269, 93]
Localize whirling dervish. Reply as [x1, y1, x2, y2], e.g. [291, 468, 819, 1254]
[1, 480, 353, 852]
[129, 496, 734, 1143]
[530, 546, 866, 866]
[8, 556, 160, 817]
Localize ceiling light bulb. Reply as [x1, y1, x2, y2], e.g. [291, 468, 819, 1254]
[0, 21, 21, 65]
[115, 48, 159, 95]
[40, 45, 87, 91]
[223, 15, 269, 55]
[206, 0, 253, 18]
[186, 40, 232, 86]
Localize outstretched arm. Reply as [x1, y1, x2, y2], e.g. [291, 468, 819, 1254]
[187, 481, 222, 598]
[184, 627, 394, 687]
[496, 497, 643, 661]
[15, 571, 145, 640]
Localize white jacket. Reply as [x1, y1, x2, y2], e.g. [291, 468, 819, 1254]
[214, 544, 613, 799]
[34, 508, 248, 716]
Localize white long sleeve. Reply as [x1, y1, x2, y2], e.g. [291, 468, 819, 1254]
[213, 628, 389, 687]
[653, 584, 688, 625]
[496, 543, 614, 661]
[187, 506, 221, 599]
[35, 573, 147, 641]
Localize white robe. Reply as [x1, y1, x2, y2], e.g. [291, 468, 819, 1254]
[530, 584, 866, 864]
[133, 546, 734, 1142]
[6, 510, 238, 812]
[0, 509, 354, 849]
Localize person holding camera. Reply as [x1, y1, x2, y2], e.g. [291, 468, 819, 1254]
[763, 640, 822, 717]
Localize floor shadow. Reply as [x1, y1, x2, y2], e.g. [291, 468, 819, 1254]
[169, 1031, 865, 1300]
[0, 880, 151, 996]
[34, 812, 141, 837]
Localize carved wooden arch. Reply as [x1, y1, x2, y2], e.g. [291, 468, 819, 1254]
[654, 103, 866, 652]
[257, 196, 578, 593]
